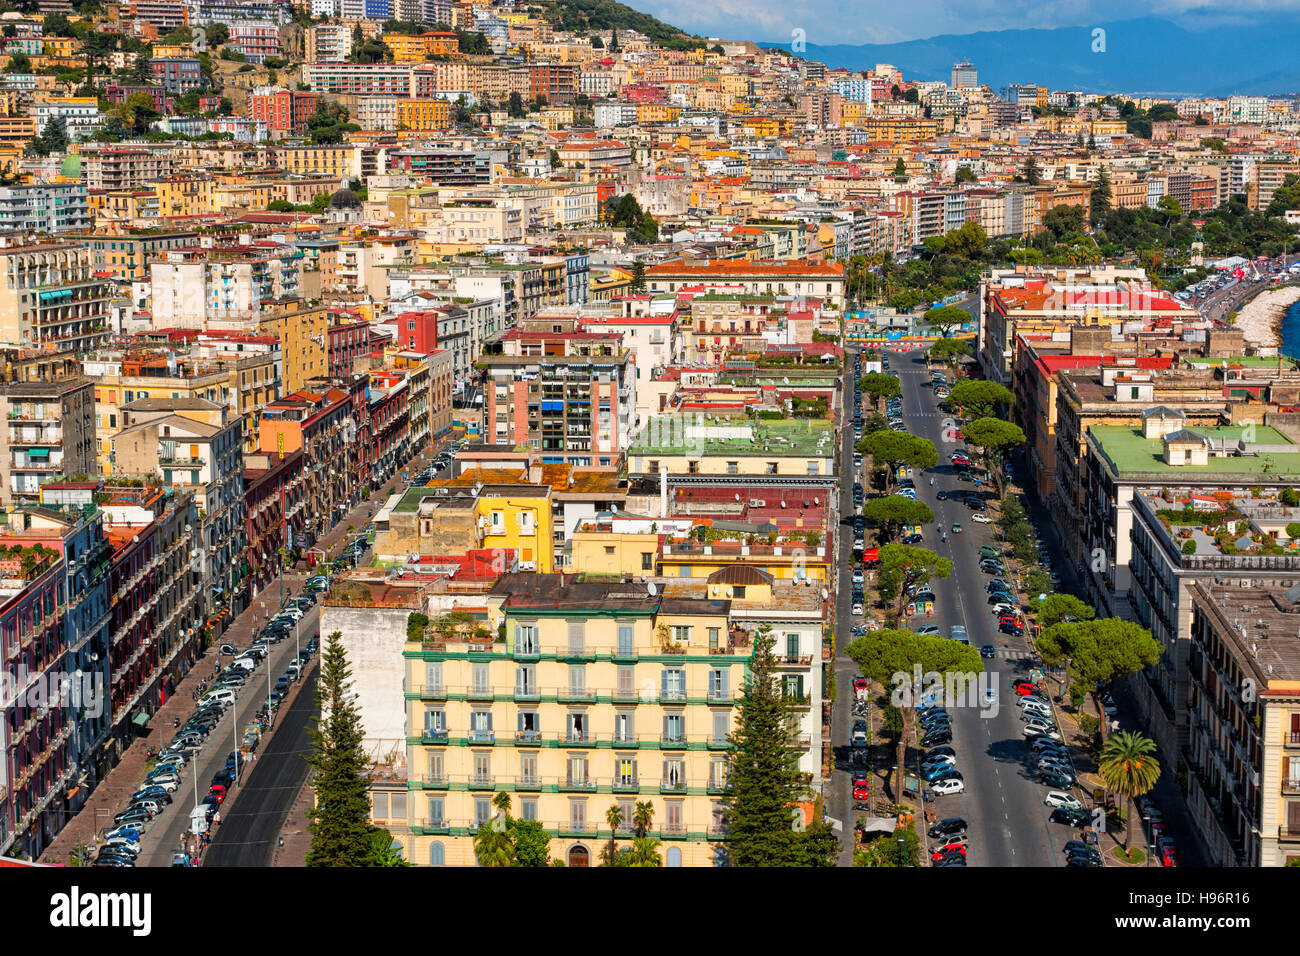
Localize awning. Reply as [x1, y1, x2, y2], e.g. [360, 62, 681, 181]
[27, 447, 49, 459]
[131, 712, 150, 728]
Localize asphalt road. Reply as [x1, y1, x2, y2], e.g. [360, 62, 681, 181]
[894, 349, 1064, 867]
[139, 607, 321, 867]
[205, 665, 319, 867]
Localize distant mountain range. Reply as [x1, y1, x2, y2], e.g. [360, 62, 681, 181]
[759, 16, 1300, 97]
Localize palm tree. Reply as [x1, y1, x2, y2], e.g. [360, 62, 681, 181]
[632, 800, 654, 838]
[627, 836, 663, 866]
[1098, 731, 1161, 856]
[603, 803, 623, 866]
[474, 791, 515, 866]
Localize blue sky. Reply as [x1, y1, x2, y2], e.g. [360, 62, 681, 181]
[635, 0, 1300, 44]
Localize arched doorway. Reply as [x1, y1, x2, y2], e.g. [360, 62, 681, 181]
[666, 847, 682, 867]
[568, 844, 590, 867]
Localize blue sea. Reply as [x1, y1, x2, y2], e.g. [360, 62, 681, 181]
[1284, 299, 1300, 360]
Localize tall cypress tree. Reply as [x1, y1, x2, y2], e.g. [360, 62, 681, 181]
[723, 625, 807, 866]
[306, 631, 374, 866]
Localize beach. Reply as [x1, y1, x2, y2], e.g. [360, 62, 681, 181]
[1232, 285, 1300, 348]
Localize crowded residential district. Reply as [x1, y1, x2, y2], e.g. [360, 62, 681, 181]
[0, 0, 1299, 874]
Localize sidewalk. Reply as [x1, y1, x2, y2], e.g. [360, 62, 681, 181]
[273, 776, 314, 867]
[39, 445, 439, 865]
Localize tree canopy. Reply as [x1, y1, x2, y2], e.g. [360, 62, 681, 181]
[922, 305, 970, 337]
[862, 495, 935, 544]
[856, 430, 937, 491]
[948, 380, 1014, 419]
[1036, 618, 1161, 739]
[1036, 593, 1096, 628]
[961, 417, 1026, 496]
[929, 337, 972, 367]
[875, 543, 952, 620]
[858, 371, 901, 409]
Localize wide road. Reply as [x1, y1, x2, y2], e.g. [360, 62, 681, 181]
[139, 606, 321, 867]
[894, 348, 1061, 867]
[205, 666, 318, 867]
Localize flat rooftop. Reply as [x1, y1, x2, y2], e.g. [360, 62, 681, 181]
[1090, 424, 1300, 480]
[1194, 583, 1300, 686]
[629, 417, 835, 457]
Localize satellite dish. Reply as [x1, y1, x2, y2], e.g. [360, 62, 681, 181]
[780, 500, 786, 508]
[647, 582, 658, 597]
[734, 493, 740, 501]
[814, 497, 820, 505]
[820, 588, 829, 600]
[611, 504, 618, 512]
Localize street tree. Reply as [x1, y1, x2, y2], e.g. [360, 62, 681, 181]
[875, 543, 952, 620]
[508, 818, 553, 866]
[948, 380, 1014, 419]
[858, 371, 900, 411]
[922, 305, 969, 337]
[1035, 618, 1161, 741]
[723, 625, 811, 866]
[846, 628, 980, 801]
[366, 828, 412, 866]
[929, 337, 972, 369]
[1037, 593, 1096, 628]
[854, 821, 920, 866]
[1098, 731, 1161, 856]
[473, 791, 516, 866]
[856, 430, 937, 491]
[306, 631, 374, 866]
[962, 417, 1025, 497]
[862, 495, 935, 544]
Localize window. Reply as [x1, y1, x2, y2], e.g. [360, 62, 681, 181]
[514, 623, 538, 655]
[672, 625, 691, 645]
[568, 664, 586, 697]
[786, 633, 800, 660]
[710, 756, 728, 789]
[663, 712, 684, 743]
[687, 460, 699, 474]
[429, 842, 445, 866]
[469, 710, 493, 740]
[569, 799, 587, 830]
[713, 710, 729, 743]
[783, 674, 805, 699]
[426, 751, 444, 784]
[604, 545, 615, 556]
[515, 665, 536, 696]
[567, 621, 585, 655]
[614, 710, 633, 743]
[520, 752, 538, 786]
[424, 662, 442, 693]
[615, 755, 636, 787]
[567, 753, 588, 787]
[664, 800, 683, 833]
[517, 709, 539, 740]
[519, 797, 538, 821]
[617, 623, 635, 657]
[648, 460, 658, 473]
[641, 552, 654, 571]
[427, 796, 444, 827]
[726, 461, 738, 475]
[423, 709, 445, 733]
[472, 751, 491, 786]
[471, 662, 490, 695]
[372, 792, 389, 820]
[661, 668, 686, 700]
[708, 669, 729, 699]
[807, 461, 818, 476]
[767, 461, 779, 475]
[567, 711, 586, 742]
[663, 757, 685, 788]
[474, 798, 491, 827]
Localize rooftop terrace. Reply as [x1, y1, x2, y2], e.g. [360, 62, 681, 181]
[1090, 424, 1300, 480]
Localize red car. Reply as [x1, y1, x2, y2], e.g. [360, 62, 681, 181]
[852, 778, 870, 800]
[208, 784, 227, 804]
[853, 676, 868, 693]
[1013, 682, 1038, 696]
[931, 842, 966, 861]
[1160, 844, 1178, 867]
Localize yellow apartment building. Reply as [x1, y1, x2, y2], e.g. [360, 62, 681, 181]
[394, 574, 746, 866]
[396, 98, 452, 131]
[155, 176, 214, 217]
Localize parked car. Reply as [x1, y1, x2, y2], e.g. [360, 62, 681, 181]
[928, 817, 967, 839]
[1043, 791, 1083, 810]
[930, 778, 965, 795]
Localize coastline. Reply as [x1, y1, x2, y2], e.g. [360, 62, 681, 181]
[1231, 285, 1300, 349]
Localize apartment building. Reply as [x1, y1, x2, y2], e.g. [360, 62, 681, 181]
[0, 239, 113, 351]
[0, 375, 95, 504]
[644, 259, 846, 310]
[248, 87, 319, 136]
[0, 183, 90, 234]
[393, 573, 743, 866]
[112, 398, 247, 629]
[148, 246, 303, 327]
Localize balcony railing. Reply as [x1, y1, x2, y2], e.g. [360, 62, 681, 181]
[1280, 826, 1300, 843]
[419, 774, 447, 788]
[776, 654, 814, 666]
[612, 777, 639, 792]
[660, 778, 687, 793]
[468, 775, 495, 790]
[1288, 732, 1300, 748]
[561, 777, 597, 792]
[420, 728, 449, 742]
[514, 730, 543, 744]
[467, 730, 495, 743]
[412, 684, 446, 700]
[661, 734, 688, 749]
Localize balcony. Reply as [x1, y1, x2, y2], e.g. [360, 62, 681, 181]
[1283, 777, 1300, 797]
[776, 654, 814, 667]
[612, 777, 639, 793]
[513, 685, 541, 702]
[419, 729, 449, 743]
[660, 778, 687, 793]
[785, 694, 813, 710]
[558, 687, 599, 704]
[661, 734, 688, 749]
[410, 817, 450, 835]
[562, 732, 595, 747]
[468, 775, 495, 790]
[706, 690, 735, 705]
[707, 736, 732, 749]
[412, 684, 445, 700]
[467, 687, 494, 701]
[1287, 733, 1300, 749]
[1280, 826, 1300, 844]
[418, 774, 448, 789]
[466, 730, 495, 744]
[513, 644, 540, 661]
[707, 779, 732, 795]
[515, 775, 542, 791]
[560, 777, 597, 792]
[514, 730, 543, 745]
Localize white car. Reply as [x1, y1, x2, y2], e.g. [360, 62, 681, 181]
[931, 778, 965, 795]
[991, 602, 1018, 616]
[1043, 791, 1082, 810]
[1023, 724, 1063, 742]
[971, 514, 993, 524]
[851, 568, 865, 586]
[1019, 706, 1051, 722]
[146, 774, 181, 792]
[852, 602, 864, 616]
